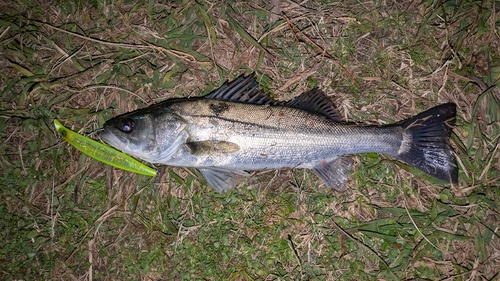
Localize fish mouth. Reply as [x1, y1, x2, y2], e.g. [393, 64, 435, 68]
[97, 128, 118, 147]
[97, 128, 135, 154]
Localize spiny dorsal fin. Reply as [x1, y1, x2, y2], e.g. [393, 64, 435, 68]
[204, 75, 281, 105]
[286, 88, 343, 121]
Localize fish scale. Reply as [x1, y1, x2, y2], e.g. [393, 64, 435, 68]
[181, 103, 402, 162]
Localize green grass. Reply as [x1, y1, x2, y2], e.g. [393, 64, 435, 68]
[1, 0, 499, 280]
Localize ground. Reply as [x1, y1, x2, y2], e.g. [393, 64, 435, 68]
[0, 0, 499, 280]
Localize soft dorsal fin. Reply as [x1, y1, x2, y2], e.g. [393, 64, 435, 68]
[286, 88, 343, 121]
[204, 75, 281, 105]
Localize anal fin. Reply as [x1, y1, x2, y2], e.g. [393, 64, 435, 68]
[311, 156, 353, 191]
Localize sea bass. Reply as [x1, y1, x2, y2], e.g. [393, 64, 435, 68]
[98, 75, 458, 193]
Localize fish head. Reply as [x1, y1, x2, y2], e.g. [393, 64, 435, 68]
[98, 111, 186, 163]
[98, 113, 157, 162]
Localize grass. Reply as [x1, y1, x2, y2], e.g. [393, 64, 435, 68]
[1, 0, 499, 280]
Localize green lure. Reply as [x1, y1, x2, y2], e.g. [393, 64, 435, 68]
[54, 119, 156, 177]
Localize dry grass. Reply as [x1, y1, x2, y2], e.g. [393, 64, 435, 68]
[1, 0, 499, 280]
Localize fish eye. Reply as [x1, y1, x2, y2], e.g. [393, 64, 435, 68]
[119, 118, 134, 133]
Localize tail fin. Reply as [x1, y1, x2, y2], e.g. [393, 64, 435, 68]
[396, 103, 458, 183]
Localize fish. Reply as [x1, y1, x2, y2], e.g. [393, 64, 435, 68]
[98, 75, 458, 193]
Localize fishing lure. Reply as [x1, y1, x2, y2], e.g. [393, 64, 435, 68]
[54, 119, 156, 177]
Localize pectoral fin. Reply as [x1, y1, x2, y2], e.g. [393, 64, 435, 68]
[199, 168, 249, 193]
[186, 141, 240, 156]
[311, 157, 353, 191]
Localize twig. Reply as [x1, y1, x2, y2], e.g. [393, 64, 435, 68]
[331, 220, 399, 281]
[41, 22, 210, 66]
